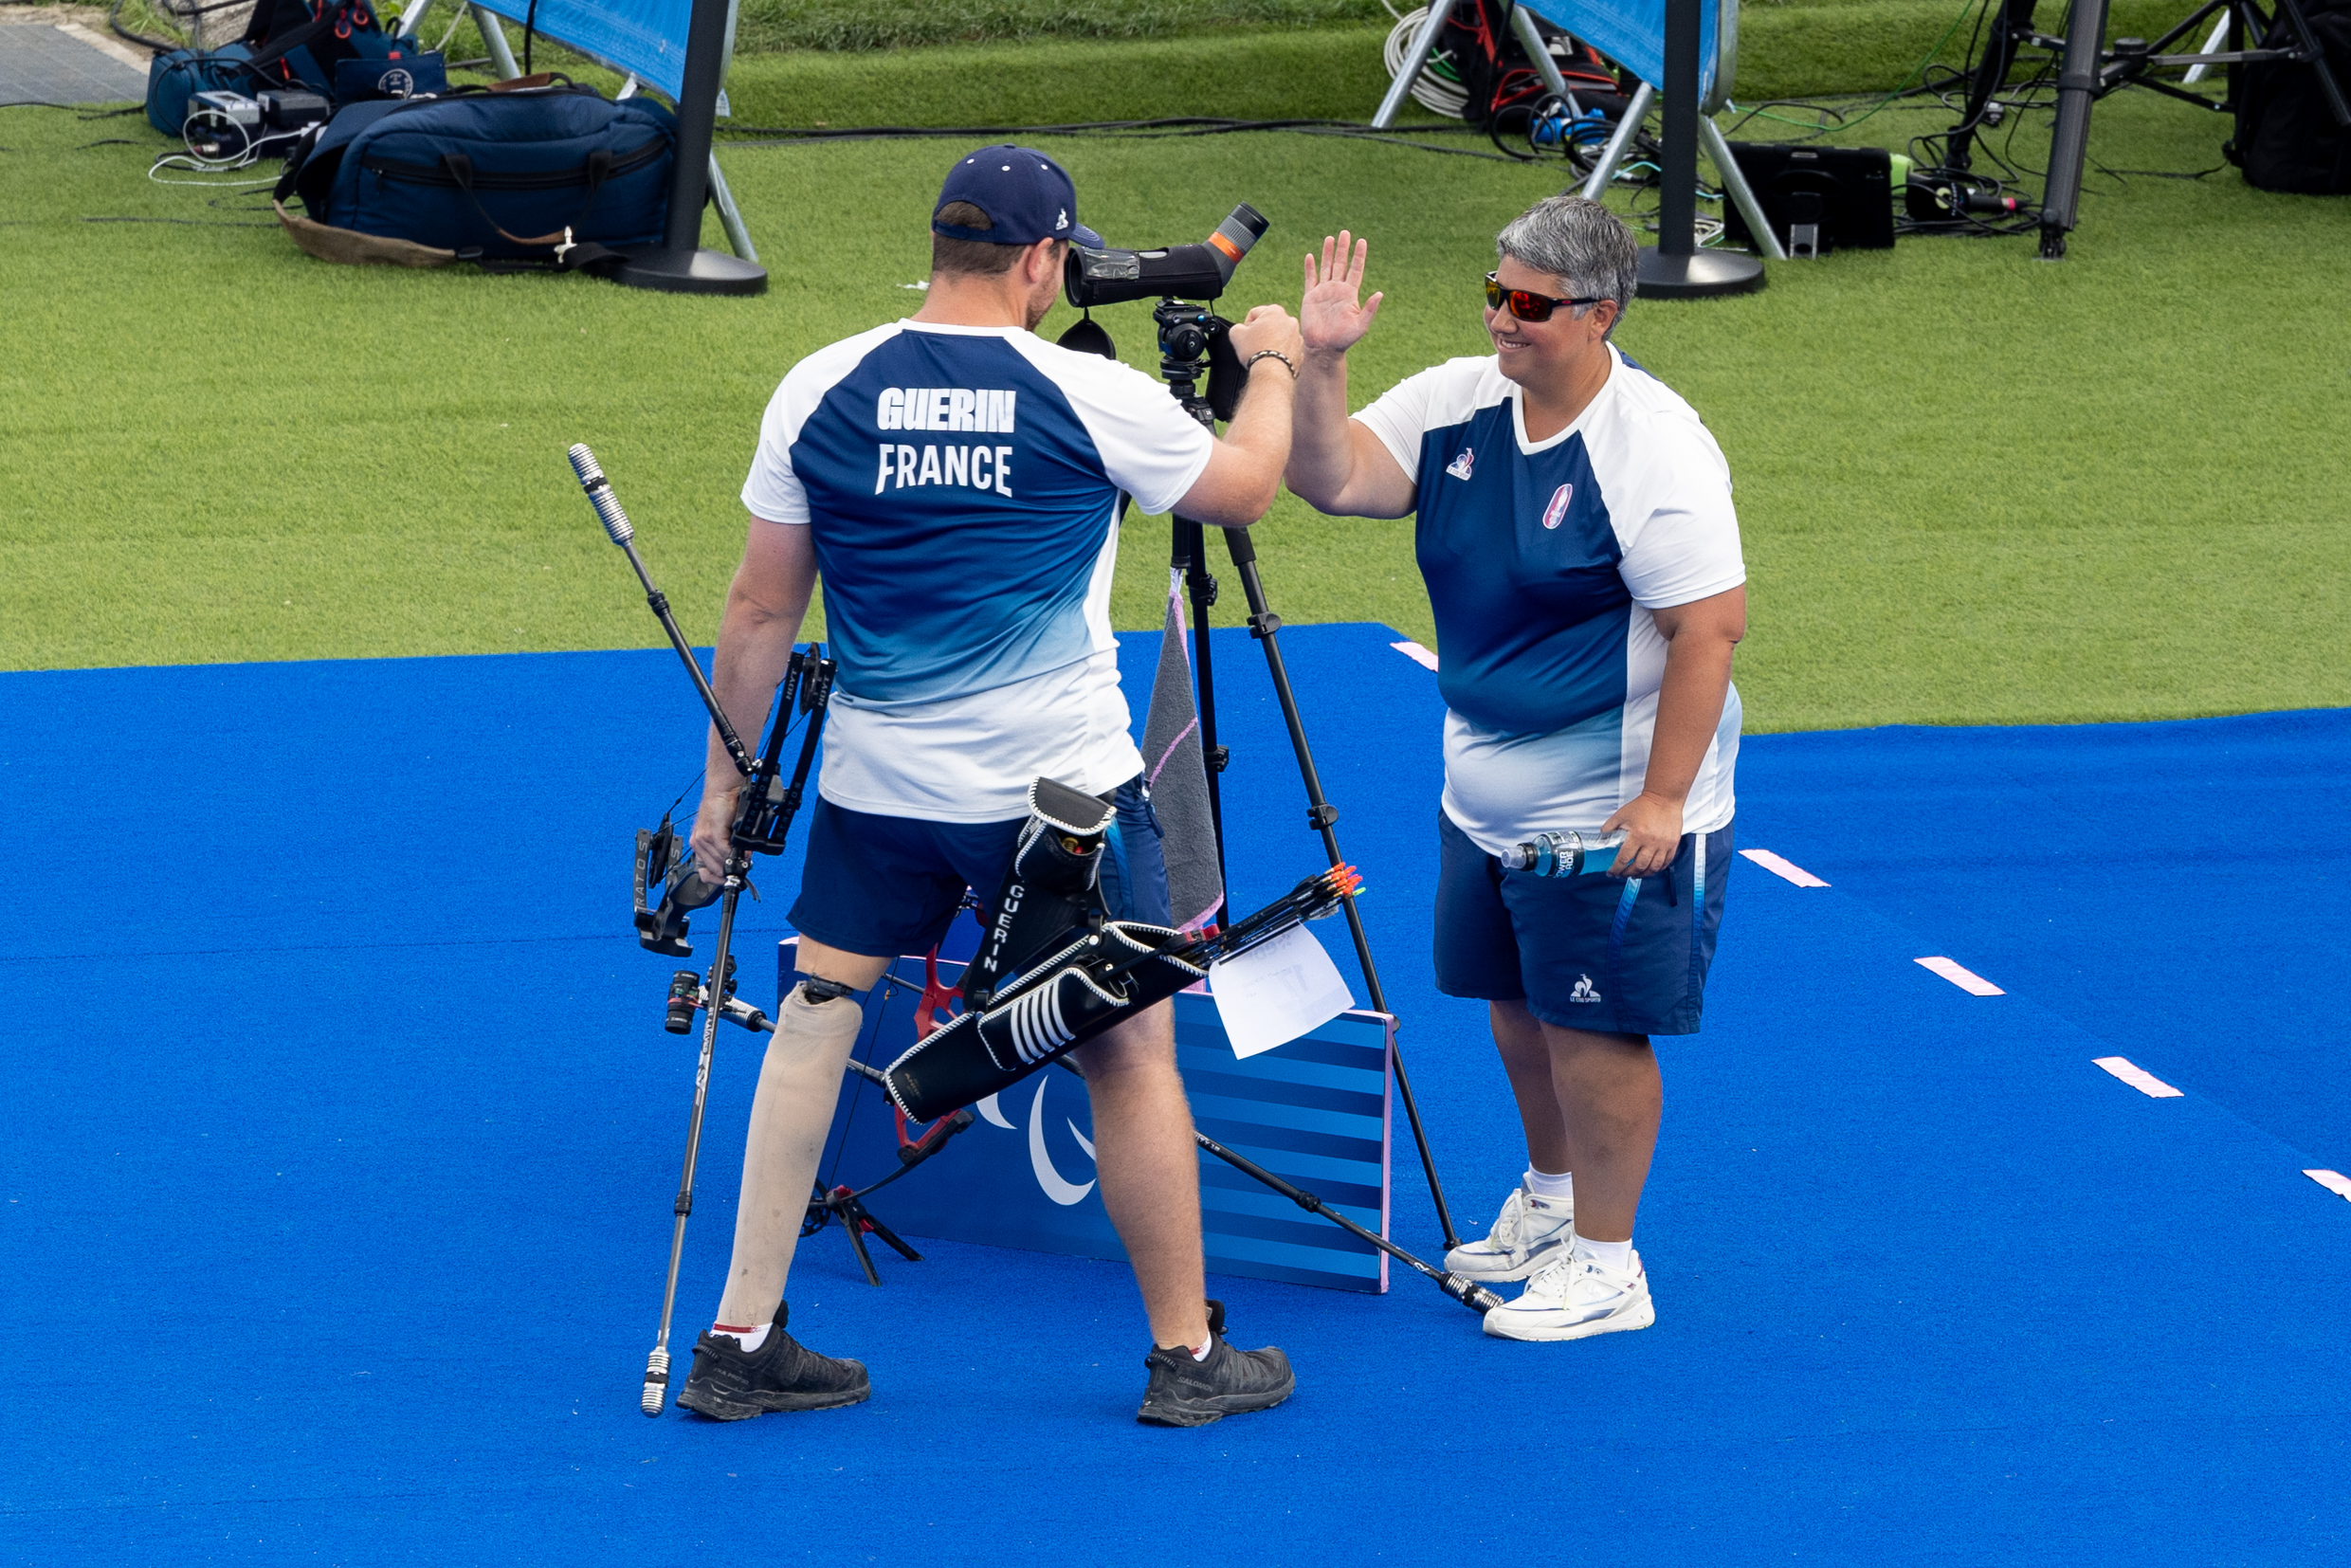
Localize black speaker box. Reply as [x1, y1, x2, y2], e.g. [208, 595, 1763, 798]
[1721, 142, 1895, 255]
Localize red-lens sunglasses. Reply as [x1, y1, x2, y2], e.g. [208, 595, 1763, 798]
[1484, 272, 1602, 322]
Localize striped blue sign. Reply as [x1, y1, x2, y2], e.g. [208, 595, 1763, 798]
[795, 939, 1394, 1293]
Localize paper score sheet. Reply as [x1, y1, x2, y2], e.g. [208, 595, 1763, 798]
[1207, 923, 1355, 1058]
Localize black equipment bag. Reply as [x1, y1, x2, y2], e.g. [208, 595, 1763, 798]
[2231, 0, 2351, 192]
[239, 0, 406, 98]
[1429, 0, 1620, 132]
[274, 82, 675, 263]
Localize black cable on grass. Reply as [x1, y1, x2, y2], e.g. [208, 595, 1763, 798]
[3, 103, 146, 117]
[2092, 157, 2226, 181]
[83, 214, 278, 226]
[109, 0, 179, 52]
[717, 118, 1536, 163]
[78, 138, 148, 149]
[720, 117, 1495, 138]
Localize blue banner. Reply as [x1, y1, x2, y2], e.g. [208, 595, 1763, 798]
[470, 0, 709, 103]
[1523, 0, 1722, 100]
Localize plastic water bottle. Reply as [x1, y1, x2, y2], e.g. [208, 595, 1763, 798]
[1505, 829, 1626, 877]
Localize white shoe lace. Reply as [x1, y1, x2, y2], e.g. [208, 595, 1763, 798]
[1522, 1256, 1577, 1302]
[1517, 1252, 1640, 1310]
[1480, 1189, 1527, 1251]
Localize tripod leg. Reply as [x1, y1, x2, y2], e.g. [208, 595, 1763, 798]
[1173, 518, 1228, 880]
[2181, 9, 2231, 82]
[2273, 0, 2351, 125]
[1579, 81, 1653, 201]
[1215, 526, 1463, 1251]
[1507, 4, 1573, 100]
[851, 1202, 925, 1263]
[2039, 0, 2109, 259]
[836, 1195, 884, 1286]
[1373, 0, 1455, 128]
[643, 878, 744, 1415]
[1701, 116, 1789, 261]
[1949, 0, 2036, 173]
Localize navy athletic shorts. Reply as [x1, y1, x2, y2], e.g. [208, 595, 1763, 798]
[787, 776, 1170, 958]
[1432, 808, 1732, 1035]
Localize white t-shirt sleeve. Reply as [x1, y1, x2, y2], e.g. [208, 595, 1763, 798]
[1613, 421, 1745, 609]
[1026, 347, 1214, 516]
[1353, 363, 1444, 479]
[739, 376, 811, 525]
[740, 323, 902, 526]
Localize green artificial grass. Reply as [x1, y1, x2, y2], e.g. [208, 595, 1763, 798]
[727, 0, 1392, 54]
[3, 27, 2347, 731]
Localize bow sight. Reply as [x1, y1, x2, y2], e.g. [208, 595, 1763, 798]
[630, 647, 834, 957]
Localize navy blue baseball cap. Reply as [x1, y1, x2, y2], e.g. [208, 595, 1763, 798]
[933, 144, 1103, 248]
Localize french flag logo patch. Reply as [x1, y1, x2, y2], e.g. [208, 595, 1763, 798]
[1445, 447, 1474, 481]
[1540, 482, 1574, 529]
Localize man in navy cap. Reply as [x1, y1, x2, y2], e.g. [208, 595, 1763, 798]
[673, 145, 1304, 1426]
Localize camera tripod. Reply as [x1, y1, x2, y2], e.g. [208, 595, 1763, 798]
[1943, 0, 2350, 257]
[1143, 297, 1465, 1254]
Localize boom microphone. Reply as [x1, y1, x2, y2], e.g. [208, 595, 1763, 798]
[568, 444, 634, 545]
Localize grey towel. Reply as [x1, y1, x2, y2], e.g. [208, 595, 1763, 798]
[1139, 568, 1225, 930]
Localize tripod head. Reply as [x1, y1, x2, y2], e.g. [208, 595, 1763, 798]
[1053, 204, 1269, 425]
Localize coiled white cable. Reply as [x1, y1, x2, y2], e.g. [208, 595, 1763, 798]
[1382, 5, 1471, 120]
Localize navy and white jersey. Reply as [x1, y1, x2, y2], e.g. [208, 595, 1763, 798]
[741, 320, 1214, 822]
[1356, 343, 1745, 856]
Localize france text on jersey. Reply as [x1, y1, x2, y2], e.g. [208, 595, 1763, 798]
[873, 387, 1020, 495]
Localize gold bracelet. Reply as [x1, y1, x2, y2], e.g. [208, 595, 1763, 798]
[1245, 349, 1299, 379]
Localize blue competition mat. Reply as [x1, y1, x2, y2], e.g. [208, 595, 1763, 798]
[2, 628, 2345, 1564]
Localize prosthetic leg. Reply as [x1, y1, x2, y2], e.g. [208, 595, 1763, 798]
[711, 981, 866, 1326]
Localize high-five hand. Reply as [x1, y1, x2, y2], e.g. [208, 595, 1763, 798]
[1301, 231, 1383, 356]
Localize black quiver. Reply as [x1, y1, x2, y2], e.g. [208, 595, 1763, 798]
[882, 921, 1207, 1121]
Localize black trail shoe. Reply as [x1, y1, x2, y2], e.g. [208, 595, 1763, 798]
[1136, 1300, 1294, 1427]
[675, 1303, 869, 1421]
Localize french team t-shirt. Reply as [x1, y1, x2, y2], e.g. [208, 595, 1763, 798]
[1354, 343, 1746, 857]
[741, 320, 1213, 822]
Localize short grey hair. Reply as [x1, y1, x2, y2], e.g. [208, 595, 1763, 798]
[1494, 194, 1636, 336]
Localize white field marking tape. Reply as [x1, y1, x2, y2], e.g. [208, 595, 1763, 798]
[55, 22, 152, 73]
[1739, 848, 1829, 886]
[1915, 956, 2004, 995]
[2092, 1056, 2184, 1098]
[2305, 1170, 2351, 1203]
[1391, 640, 1438, 671]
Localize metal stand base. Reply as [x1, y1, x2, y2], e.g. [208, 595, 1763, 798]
[612, 246, 768, 296]
[816, 1184, 923, 1286]
[1635, 247, 1765, 298]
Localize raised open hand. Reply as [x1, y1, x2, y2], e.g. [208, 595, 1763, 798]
[1301, 230, 1384, 356]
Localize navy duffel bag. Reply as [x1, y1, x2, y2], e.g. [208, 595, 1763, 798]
[274, 83, 674, 264]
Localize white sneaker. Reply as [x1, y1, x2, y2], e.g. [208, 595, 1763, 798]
[1442, 1182, 1573, 1283]
[1482, 1250, 1655, 1341]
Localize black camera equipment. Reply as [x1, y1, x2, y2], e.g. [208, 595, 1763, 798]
[1053, 201, 1466, 1255]
[1718, 143, 1898, 258]
[1929, 0, 2349, 257]
[566, 443, 838, 1417]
